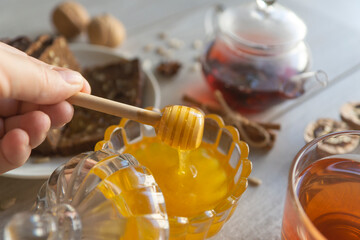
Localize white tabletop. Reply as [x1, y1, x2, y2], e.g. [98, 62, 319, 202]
[1, 0, 360, 239]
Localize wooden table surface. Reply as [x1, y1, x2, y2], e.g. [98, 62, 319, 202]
[1, 0, 360, 239]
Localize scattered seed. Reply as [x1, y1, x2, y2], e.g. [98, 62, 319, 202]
[248, 177, 262, 186]
[158, 32, 167, 40]
[190, 62, 201, 72]
[143, 43, 154, 52]
[155, 46, 172, 58]
[94, 73, 106, 82]
[48, 50, 55, 58]
[167, 38, 185, 49]
[0, 198, 16, 211]
[194, 56, 201, 62]
[53, 56, 60, 64]
[192, 40, 203, 50]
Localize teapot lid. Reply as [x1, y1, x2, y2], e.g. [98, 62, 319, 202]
[218, 0, 307, 50]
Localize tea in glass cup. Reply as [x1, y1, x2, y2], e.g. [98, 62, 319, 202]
[281, 130, 360, 240]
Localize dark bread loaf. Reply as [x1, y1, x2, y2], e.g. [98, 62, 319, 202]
[25, 34, 52, 57]
[82, 58, 144, 106]
[57, 58, 145, 155]
[1, 35, 32, 52]
[26, 34, 81, 71]
[1, 35, 144, 156]
[38, 36, 81, 72]
[1, 35, 80, 72]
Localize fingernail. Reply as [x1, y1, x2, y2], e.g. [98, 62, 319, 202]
[56, 69, 83, 85]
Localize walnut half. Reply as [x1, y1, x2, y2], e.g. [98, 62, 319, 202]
[304, 118, 359, 155]
[340, 102, 360, 130]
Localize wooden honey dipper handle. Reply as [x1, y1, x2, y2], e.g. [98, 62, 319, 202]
[68, 92, 205, 150]
[67, 92, 162, 126]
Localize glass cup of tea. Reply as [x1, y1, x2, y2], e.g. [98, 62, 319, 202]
[281, 130, 360, 240]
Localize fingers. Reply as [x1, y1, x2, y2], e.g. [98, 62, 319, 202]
[81, 77, 91, 94]
[0, 42, 27, 56]
[0, 47, 91, 104]
[4, 111, 51, 148]
[0, 118, 4, 138]
[0, 98, 19, 117]
[0, 100, 74, 128]
[0, 43, 92, 174]
[0, 109, 70, 174]
[0, 128, 31, 174]
[39, 101, 74, 128]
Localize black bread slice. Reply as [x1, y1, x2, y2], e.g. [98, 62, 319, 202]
[28, 35, 81, 155]
[57, 58, 145, 155]
[1, 35, 32, 52]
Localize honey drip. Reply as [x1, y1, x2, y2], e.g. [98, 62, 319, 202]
[178, 150, 197, 177]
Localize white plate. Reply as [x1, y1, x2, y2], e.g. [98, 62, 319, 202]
[2, 43, 161, 179]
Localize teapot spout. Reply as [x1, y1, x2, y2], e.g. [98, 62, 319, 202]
[283, 70, 328, 98]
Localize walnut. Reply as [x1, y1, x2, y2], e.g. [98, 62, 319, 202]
[87, 14, 126, 48]
[304, 118, 358, 155]
[51, 1, 90, 39]
[156, 61, 182, 77]
[304, 118, 348, 143]
[340, 102, 360, 130]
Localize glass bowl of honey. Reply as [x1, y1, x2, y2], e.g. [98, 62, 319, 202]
[95, 112, 252, 239]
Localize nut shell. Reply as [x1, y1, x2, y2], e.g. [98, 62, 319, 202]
[52, 1, 90, 39]
[304, 118, 348, 143]
[156, 61, 182, 77]
[304, 118, 358, 155]
[87, 14, 126, 48]
[340, 102, 360, 130]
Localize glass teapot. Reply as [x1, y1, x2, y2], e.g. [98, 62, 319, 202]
[201, 0, 327, 112]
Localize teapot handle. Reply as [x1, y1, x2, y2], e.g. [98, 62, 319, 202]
[204, 4, 224, 37]
[283, 70, 328, 98]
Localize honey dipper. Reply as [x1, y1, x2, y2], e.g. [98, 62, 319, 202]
[67, 92, 204, 150]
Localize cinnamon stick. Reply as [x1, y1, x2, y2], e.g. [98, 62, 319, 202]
[182, 92, 280, 149]
[182, 94, 281, 130]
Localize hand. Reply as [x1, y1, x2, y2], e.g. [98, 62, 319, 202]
[0, 42, 91, 174]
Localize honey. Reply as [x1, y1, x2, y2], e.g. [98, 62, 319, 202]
[95, 165, 166, 239]
[124, 137, 230, 218]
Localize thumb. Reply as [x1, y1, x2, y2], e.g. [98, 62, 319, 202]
[0, 47, 90, 104]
